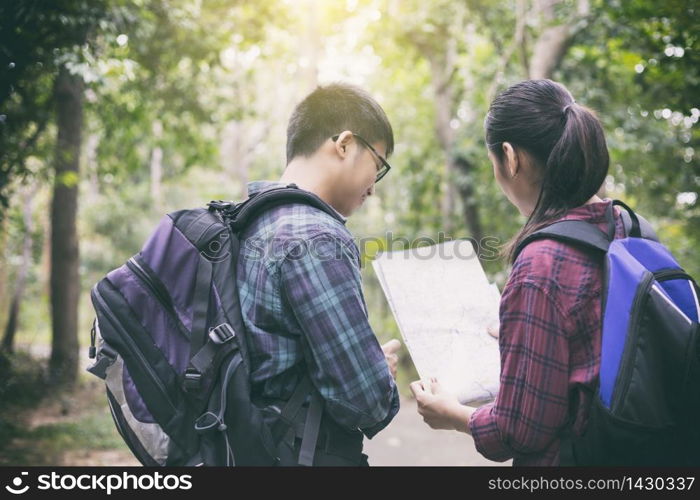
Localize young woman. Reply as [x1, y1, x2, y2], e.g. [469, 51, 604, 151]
[410, 79, 626, 466]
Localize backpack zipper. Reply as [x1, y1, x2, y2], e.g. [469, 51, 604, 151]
[610, 272, 655, 413]
[653, 268, 693, 283]
[652, 268, 698, 318]
[93, 287, 177, 413]
[126, 256, 190, 340]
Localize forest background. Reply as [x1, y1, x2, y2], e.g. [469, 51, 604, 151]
[0, 0, 697, 465]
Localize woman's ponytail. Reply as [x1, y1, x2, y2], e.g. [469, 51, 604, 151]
[545, 103, 609, 209]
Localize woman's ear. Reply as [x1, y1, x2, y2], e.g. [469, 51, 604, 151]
[502, 142, 520, 178]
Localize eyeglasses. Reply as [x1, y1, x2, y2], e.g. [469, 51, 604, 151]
[332, 133, 392, 183]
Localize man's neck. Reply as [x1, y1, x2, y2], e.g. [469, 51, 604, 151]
[279, 160, 335, 209]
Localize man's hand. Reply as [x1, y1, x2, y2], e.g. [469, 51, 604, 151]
[381, 339, 401, 380]
[409, 377, 473, 434]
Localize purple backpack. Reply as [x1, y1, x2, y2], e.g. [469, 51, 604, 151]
[87, 184, 342, 466]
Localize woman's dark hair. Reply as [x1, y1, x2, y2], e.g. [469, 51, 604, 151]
[286, 82, 394, 164]
[484, 79, 609, 263]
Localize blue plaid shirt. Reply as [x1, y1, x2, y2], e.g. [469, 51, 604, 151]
[236, 181, 399, 438]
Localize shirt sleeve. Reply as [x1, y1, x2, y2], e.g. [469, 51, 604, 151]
[469, 280, 572, 462]
[280, 231, 399, 437]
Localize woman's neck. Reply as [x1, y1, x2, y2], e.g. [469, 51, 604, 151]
[584, 194, 605, 205]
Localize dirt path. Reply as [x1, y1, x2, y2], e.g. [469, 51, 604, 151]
[363, 396, 510, 466]
[60, 397, 509, 467]
[12, 343, 509, 466]
[65, 396, 509, 467]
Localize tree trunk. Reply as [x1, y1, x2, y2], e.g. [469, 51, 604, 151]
[529, 25, 572, 79]
[303, 0, 320, 92]
[40, 203, 51, 298]
[529, 0, 590, 79]
[150, 146, 163, 208]
[86, 133, 100, 202]
[517, 0, 530, 77]
[454, 157, 483, 243]
[486, 0, 530, 103]
[150, 120, 163, 210]
[2, 184, 37, 353]
[0, 216, 7, 323]
[426, 46, 458, 235]
[49, 66, 83, 388]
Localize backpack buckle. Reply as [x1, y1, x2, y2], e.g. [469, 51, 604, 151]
[207, 201, 236, 222]
[86, 343, 118, 380]
[183, 368, 202, 391]
[207, 200, 233, 211]
[208, 323, 236, 345]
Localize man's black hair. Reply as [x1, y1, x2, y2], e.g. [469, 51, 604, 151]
[286, 82, 394, 164]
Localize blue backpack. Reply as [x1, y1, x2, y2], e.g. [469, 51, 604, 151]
[515, 200, 700, 465]
[87, 184, 339, 466]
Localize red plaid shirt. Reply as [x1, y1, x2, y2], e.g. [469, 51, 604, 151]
[469, 200, 625, 466]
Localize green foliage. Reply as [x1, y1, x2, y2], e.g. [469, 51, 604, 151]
[0, 350, 47, 409]
[556, 0, 699, 276]
[0, 0, 117, 212]
[0, 375, 129, 465]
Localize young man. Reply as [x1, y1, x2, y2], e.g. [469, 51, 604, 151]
[236, 83, 401, 466]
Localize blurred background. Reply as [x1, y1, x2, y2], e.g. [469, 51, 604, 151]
[0, 0, 697, 466]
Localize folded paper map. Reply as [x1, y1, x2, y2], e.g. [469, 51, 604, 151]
[372, 239, 501, 404]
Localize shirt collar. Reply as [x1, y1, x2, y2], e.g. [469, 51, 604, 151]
[247, 180, 286, 197]
[560, 198, 614, 224]
[245, 180, 348, 224]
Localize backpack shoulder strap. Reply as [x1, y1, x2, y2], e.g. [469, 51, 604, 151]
[513, 200, 660, 262]
[227, 184, 344, 232]
[614, 200, 658, 242]
[183, 186, 334, 394]
[513, 220, 611, 263]
[210, 184, 331, 464]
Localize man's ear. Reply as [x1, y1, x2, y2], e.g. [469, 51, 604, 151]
[334, 130, 353, 159]
[502, 142, 520, 178]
